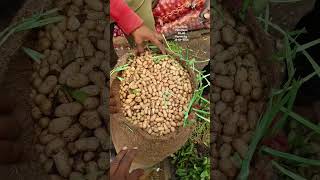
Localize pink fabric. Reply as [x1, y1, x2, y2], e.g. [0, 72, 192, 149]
[110, 0, 143, 34]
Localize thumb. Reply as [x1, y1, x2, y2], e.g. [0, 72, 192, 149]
[129, 169, 145, 180]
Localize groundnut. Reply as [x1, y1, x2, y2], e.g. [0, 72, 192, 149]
[221, 90, 235, 102]
[84, 0, 103, 11]
[219, 158, 237, 177]
[32, 106, 42, 120]
[219, 143, 232, 158]
[248, 109, 259, 129]
[212, 93, 221, 102]
[79, 38, 95, 56]
[45, 138, 66, 156]
[79, 111, 101, 129]
[240, 81, 252, 96]
[59, 62, 81, 84]
[53, 40, 65, 50]
[251, 87, 263, 100]
[214, 50, 233, 62]
[222, 25, 237, 45]
[67, 16, 81, 31]
[39, 117, 50, 128]
[248, 69, 263, 88]
[38, 76, 58, 94]
[53, 150, 71, 177]
[220, 107, 232, 123]
[214, 75, 234, 89]
[63, 124, 82, 142]
[66, 73, 89, 88]
[74, 137, 99, 151]
[54, 102, 83, 117]
[232, 138, 248, 159]
[213, 62, 228, 75]
[215, 101, 227, 115]
[80, 85, 100, 96]
[83, 97, 100, 110]
[48, 117, 73, 134]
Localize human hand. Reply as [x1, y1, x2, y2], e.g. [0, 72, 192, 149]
[110, 147, 144, 180]
[131, 25, 166, 55]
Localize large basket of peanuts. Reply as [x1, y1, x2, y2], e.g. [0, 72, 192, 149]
[110, 51, 198, 168]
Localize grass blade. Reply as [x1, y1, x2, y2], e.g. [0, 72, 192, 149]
[271, 80, 300, 135]
[280, 107, 320, 134]
[263, 147, 320, 166]
[297, 38, 320, 52]
[269, 0, 304, 2]
[257, 17, 320, 80]
[271, 160, 307, 180]
[15, 16, 64, 32]
[238, 91, 291, 180]
[110, 64, 129, 76]
[22, 47, 44, 64]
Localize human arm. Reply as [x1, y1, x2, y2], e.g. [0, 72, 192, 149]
[110, 0, 166, 54]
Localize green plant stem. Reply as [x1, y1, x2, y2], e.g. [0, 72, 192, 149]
[271, 161, 307, 180]
[263, 147, 320, 166]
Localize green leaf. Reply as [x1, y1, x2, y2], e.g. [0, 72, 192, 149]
[22, 47, 44, 64]
[280, 107, 320, 134]
[0, 8, 63, 47]
[70, 90, 88, 103]
[297, 38, 320, 52]
[262, 147, 320, 166]
[271, 80, 300, 135]
[271, 160, 307, 180]
[110, 64, 129, 76]
[62, 85, 88, 103]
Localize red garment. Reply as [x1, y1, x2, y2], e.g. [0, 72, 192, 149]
[110, 0, 143, 35]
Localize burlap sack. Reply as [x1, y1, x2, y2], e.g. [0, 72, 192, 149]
[110, 53, 198, 170]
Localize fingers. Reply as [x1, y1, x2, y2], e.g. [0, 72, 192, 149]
[135, 39, 145, 56]
[129, 169, 145, 180]
[149, 35, 167, 55]
[117, 148, 138, 174]
[110, 147, 128, 175]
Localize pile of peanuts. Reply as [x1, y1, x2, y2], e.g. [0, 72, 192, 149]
[211, 4, 267, 179]
[30, 0, 110, 179]
[119, 52, 193, 136]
